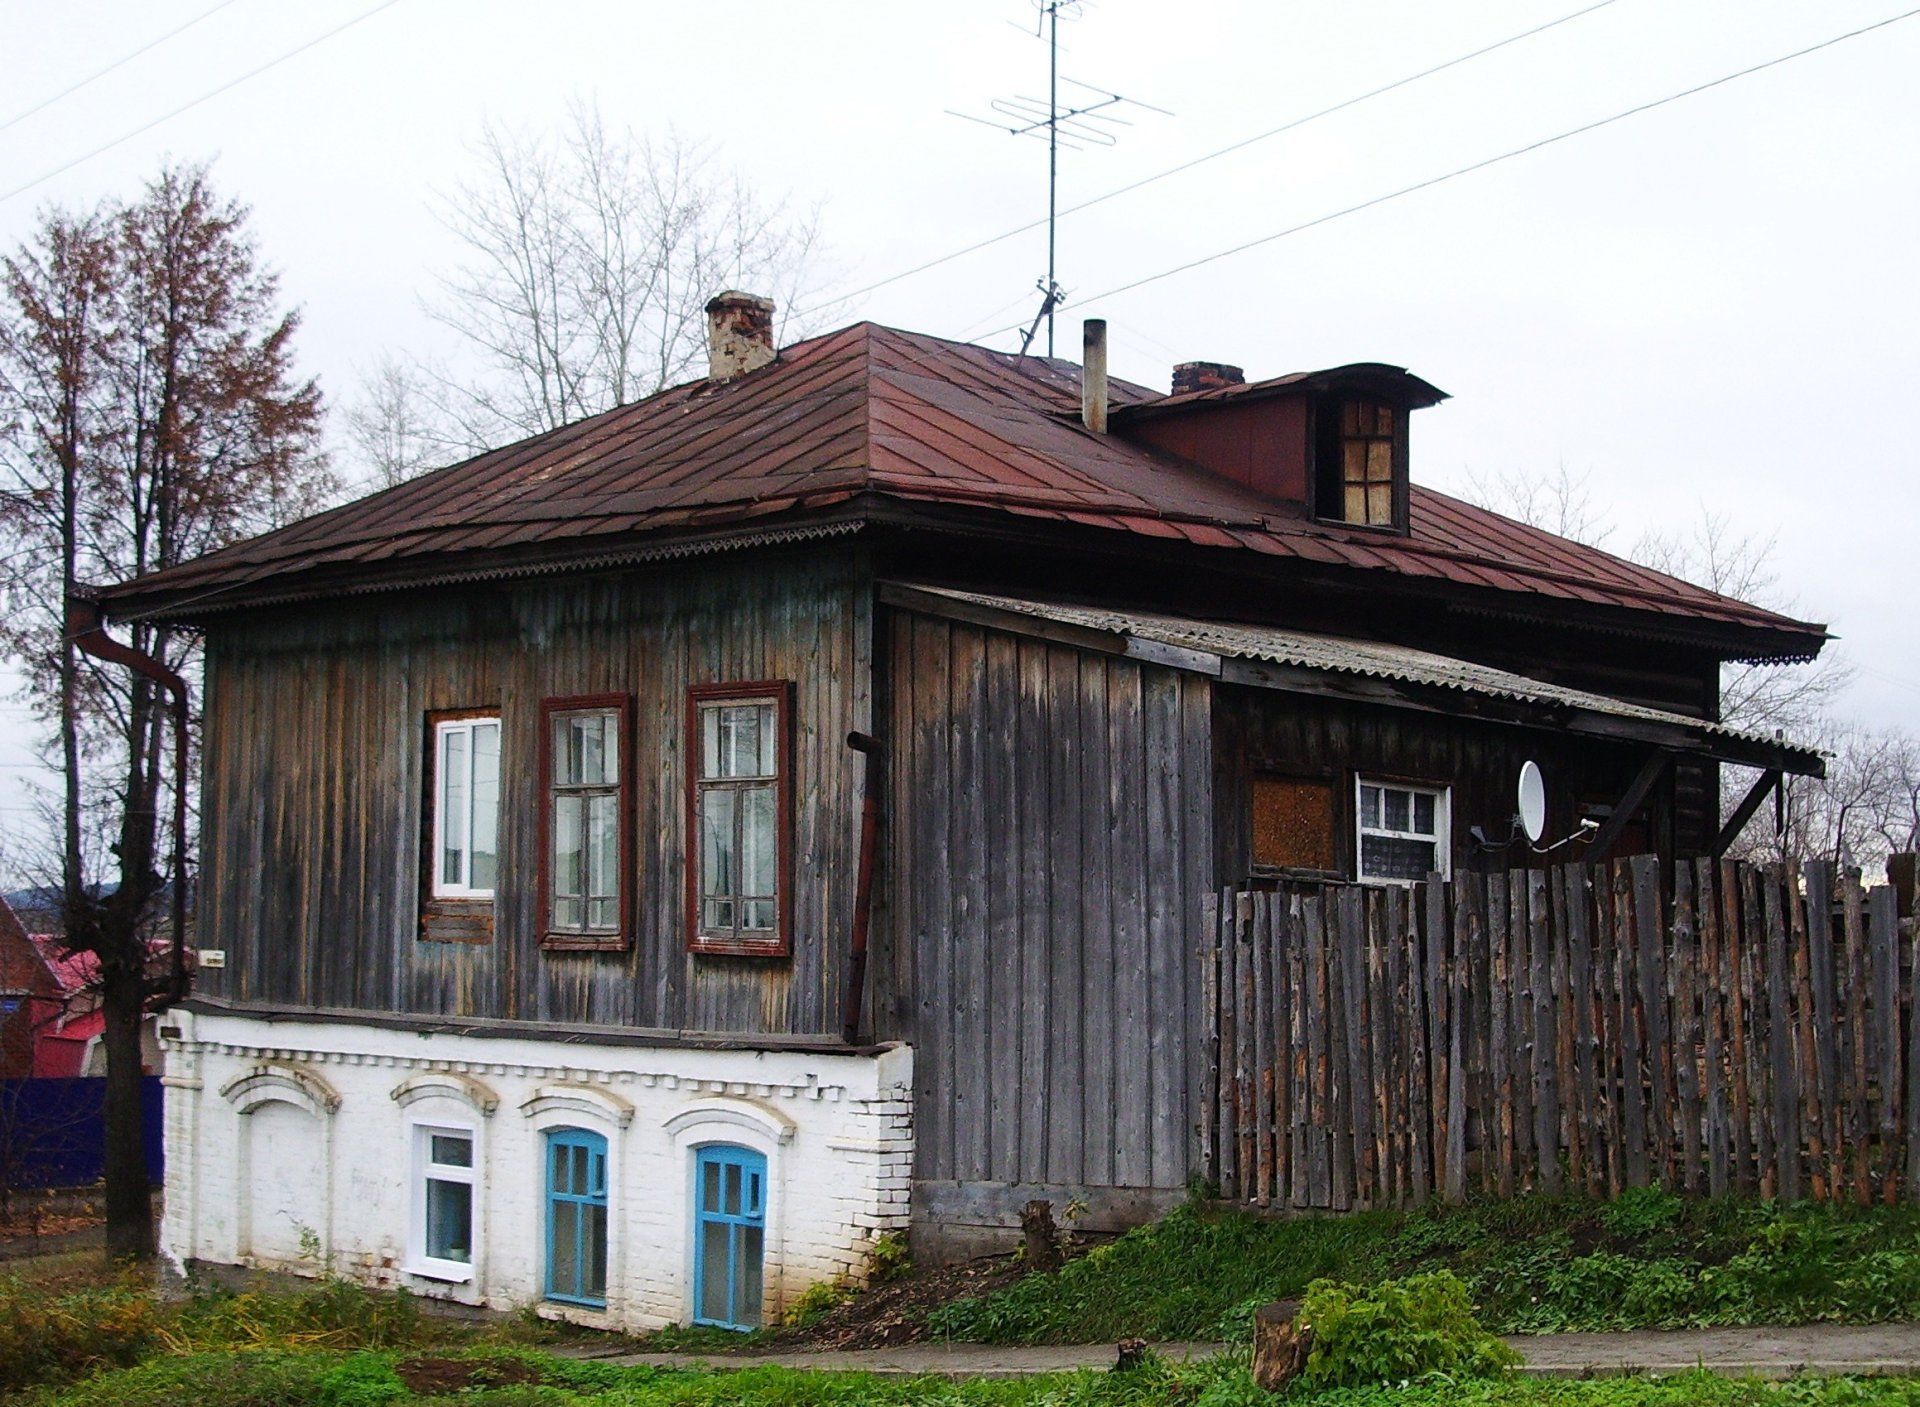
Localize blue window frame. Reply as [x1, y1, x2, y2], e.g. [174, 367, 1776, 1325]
[545, 1128, 608, 1306]
[692, 1144, 766, 1329]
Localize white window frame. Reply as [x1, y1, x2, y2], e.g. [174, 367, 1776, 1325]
[432, 716, 499, 899]
[408, 1121, 478, 1282]
[1354, 777, 1452, 886]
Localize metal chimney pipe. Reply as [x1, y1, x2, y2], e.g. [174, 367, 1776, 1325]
[1081, 318, 1108, 433]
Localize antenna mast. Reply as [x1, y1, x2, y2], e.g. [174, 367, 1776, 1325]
[948, 1, 1168, 357]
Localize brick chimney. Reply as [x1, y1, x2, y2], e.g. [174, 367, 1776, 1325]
[1171, 360, 1245, 397]
[706, 291, 776, 381]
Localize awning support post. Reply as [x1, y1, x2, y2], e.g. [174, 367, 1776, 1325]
[1713, 767, 1784, 858]
[1587, 750, 1671, 865]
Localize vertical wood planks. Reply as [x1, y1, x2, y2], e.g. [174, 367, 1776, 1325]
[1203, 854, 1917, 1212]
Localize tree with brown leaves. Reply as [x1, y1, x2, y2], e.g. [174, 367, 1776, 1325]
[0, 164, 330, 1261]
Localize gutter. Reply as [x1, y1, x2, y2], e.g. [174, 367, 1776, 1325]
[66, 594, 191, 1001]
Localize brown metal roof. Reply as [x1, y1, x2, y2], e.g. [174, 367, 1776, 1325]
[98, 321, 1826, 656]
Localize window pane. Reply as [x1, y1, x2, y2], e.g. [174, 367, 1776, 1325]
[702, 707, 721, 781]
[701, 788, 737, 900]
[1367, 483, 1393, 525]
[588, 793, 619, 903]
[585, 1202, 608, 1300]
[552, 715, 576, 785]
[1383, 787, 1411, 831]
[425, 1177, 472, 1263]
[754, 704, 776, 775]
[724, 706, 761, 778]
[1342, 438, 1366, 484]
[553, 795, 583, 927]
[471, 723, 499, 890]
[1344, 484, 1366, 522]
[1359, 785, 1381, 829]
[704, 897, 734, 930]
[742, 784, 777, 899]
[739, 1224, 764, 1327]
[724, 1161, 742, 1215]
[551, 1142, 572, 1195]
[430, 1133, 472, 1169]
[1413, 791, 1437, 835]
[440, 729, 468, 886]
[552, 1199, 579, 1294]
[1374, 404, 1394, 436]
[1341, 399, 1361, 435]
[1361, 833, 1438, 882]
[743, 898, 776, 931]
[699, 1220, 731, 1322]
[1366, 438, 1393, 483]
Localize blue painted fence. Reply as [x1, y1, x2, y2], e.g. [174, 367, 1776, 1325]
[0, 1077, 164, 1190]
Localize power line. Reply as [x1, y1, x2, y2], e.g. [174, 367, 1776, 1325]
[980, 6, 1920, 340]
[0, 0, 408, 208]
[801, 0, 1620, 317]
[0, 0, 250, 136]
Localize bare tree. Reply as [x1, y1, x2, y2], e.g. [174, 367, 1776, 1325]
[1459, 463, 1616, 548]
[344, 105, 833, 482]
[0, 164, 330, 1260]
[341, 355, 441, 490]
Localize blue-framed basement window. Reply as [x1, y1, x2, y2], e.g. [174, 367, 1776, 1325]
[545, 1128, 608, 1306]
[693, 1144, 766, 1329]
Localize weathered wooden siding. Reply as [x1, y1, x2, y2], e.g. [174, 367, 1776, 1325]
[1213, 683, 1708, 884]
[195, 548, 871, 1034]
[878, 609, 1214, 1197]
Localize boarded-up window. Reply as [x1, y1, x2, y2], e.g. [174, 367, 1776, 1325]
[1251, 774, 1338, 874]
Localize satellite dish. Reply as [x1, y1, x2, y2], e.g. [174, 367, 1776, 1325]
[1517, 760, 1547, 845]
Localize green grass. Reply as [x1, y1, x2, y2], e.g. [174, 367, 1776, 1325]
[925, 1191, 1920, 1344]
[23, 1347, 1920, 1407]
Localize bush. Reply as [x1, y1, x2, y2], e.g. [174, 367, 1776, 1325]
[1294, 1272, 1519, 1388]
[168, 1279, 424, 1351]
[316, 1354, 408, 1407]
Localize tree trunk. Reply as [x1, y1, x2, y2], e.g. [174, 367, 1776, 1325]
[1251, 1300, 1312, 1393]
[99, 965, 154, 1262]
[1019, 1199, 1063, 1273]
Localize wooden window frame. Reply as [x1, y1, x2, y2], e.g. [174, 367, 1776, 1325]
[539, 693, 635, 953]
[1248, 770, 1344, 883]
[1354, 775, 1452, 886]
[685, 681, 794, 958]
[1310, 394, 1410, 534]
[420, 707, 499, 945]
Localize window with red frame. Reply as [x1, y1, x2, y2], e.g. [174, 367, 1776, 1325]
[541, 695, 631, 949]
[688, 683, 791, 955]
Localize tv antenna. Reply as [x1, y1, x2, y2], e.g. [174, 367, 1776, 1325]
[947, 0, 1169, 357]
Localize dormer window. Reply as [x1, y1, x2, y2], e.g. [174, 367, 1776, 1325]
[1314, 395, 1407, 530]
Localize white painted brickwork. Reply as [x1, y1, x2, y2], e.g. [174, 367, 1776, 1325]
[159, 1010, 913, 1332]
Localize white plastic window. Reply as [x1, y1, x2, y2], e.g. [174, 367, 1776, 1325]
[433, 718, 499, 898]
[1355, 778, 1450, 885]
[411, 1124, 476, 1280]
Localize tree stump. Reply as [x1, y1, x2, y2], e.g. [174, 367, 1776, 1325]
[1251, 1299, 1312, 1392]
[1019, 1198, 1063, 1273]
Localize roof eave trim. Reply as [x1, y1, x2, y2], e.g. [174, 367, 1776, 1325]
[878, 582, 1824, 778]
[100, 519, 867, 624]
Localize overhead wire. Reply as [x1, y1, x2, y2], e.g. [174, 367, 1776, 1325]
[0, 0, 408, 207]
[978, 6, 1920, 341]
[0, 0, 250, 136]
[796, 0, 1622, 317]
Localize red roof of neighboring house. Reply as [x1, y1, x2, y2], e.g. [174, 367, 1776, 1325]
[95, 322, 1826, 657]
[29, 934, 96, 998]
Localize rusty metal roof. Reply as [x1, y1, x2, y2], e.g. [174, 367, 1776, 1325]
[98, 321, 1826, 656]
[889, 585, 1825, 776]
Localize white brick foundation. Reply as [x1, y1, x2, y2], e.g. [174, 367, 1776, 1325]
[160, 1009, 913, 1332]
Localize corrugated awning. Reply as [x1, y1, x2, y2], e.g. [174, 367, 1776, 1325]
[882, 583, 1824, 778]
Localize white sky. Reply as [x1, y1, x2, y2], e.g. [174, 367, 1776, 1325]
[2, 0, 1917, 864]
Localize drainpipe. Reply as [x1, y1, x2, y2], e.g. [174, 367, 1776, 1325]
[840, 731, 881, 1046]
[66, 593, 191, 1002]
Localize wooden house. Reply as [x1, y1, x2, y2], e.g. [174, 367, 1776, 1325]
[101, 293, 1825, 1327]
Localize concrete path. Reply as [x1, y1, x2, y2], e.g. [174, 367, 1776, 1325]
[572, 1322, 1920, 1380]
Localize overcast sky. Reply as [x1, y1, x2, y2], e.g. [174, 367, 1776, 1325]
[2, 0, 1916, 862]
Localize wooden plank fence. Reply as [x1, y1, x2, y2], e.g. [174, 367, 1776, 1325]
[1203, 855, 1919, 1208]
